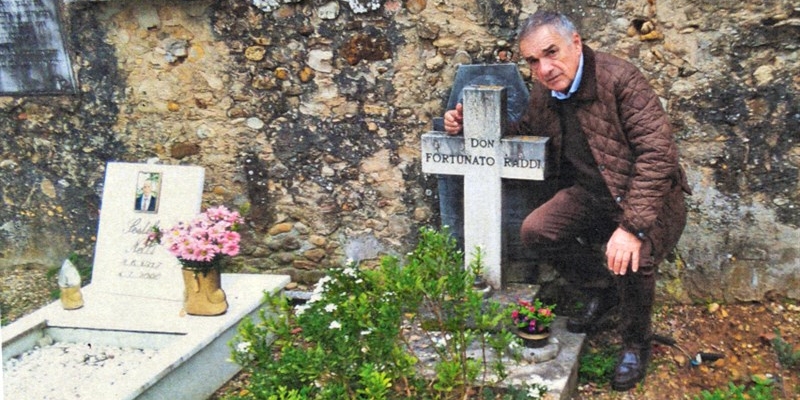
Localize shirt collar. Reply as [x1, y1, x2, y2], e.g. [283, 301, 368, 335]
[551, 52, 584, 100]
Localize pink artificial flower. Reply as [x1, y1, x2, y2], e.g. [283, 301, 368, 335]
[158, 206, 243, 262]
[222, 242, 240, 256]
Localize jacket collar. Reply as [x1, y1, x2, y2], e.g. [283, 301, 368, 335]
[570, 45, 597, 102]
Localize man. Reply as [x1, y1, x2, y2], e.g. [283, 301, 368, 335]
[444, 11, 690, 391]
[135, 180, 157, 212]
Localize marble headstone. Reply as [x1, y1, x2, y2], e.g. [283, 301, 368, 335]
[90, 162, 205, 301]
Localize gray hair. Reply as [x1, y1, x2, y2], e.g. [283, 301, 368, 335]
[518, 11, 578, 42]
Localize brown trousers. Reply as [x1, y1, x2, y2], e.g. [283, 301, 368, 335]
[520, 183, 686, 282]
[520, 183, 687, 345]
[521, 184, 625, 289]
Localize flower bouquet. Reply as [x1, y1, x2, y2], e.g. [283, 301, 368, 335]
[510, 298, 556, 347]
[147, 205, 243, 273]
[147, 205, 243, 316]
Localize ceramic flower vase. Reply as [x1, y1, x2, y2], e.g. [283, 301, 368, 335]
[180, 259, 228, 316]
[516, 328, 551, 348]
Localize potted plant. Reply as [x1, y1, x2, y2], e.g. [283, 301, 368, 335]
[510, 298, 556, 347]
[146, 205, 243, 316]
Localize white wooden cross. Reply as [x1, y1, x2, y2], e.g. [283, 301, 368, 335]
[421, 86, 548, 289]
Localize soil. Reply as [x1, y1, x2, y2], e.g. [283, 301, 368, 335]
[3, 266, 799, 399]
[575, 301, 800, 399]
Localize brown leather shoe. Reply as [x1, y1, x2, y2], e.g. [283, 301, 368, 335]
[611, 346, 650, 391]
[566, 293, 618, 333]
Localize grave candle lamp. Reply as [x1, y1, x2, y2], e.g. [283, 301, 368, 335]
[58, 259, 84, 310]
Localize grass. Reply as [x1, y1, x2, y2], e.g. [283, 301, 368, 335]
[772, 329, 800, 370]
[578, 344, 619, 385]
[694, 376, 776, 400]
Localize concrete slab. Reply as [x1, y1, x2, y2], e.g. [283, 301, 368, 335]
[504, 317, 585, 399]
[413, 283, 585, 399]
[2, 273, 290, 400]
[3, 162, 291, 399]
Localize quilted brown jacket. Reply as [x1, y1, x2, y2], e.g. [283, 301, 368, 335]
[511, 45, 690, 251]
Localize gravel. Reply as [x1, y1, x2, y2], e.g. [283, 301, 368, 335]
[1, 264, 134, 400]
[4, 336, 160, 399]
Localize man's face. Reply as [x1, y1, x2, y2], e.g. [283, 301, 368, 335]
[520, 25, 582, 93]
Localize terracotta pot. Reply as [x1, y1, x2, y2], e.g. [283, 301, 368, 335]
[516, 328, 551, 348]
[182, 268, 228, 316]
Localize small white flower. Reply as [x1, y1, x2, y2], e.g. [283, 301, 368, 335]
[527, 386, 541, 399]
[355, 278, 363, 284]
[236, 341, 251, 353]
[313, 276, 332, 294]
[324, 303, 338, 312]
[529, 375, 545, 385]
[308, 293, 322, 304]
[360, 329, 372, 336]
[343, 267, 357, 277]
[295, 303, 310, 315]
[329, 320, 342, 329]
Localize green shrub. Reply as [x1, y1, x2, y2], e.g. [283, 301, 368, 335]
[694, 376, 775, 400]
[227, 227, 547, 399]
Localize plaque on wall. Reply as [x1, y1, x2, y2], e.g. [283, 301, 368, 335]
[0, 0, 78, 95]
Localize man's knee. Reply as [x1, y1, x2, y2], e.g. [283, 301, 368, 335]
[520, 217, 558, 246]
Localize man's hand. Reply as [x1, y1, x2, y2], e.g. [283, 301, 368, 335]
[605, 227, 642, 275]
[443, 103, 463, 135]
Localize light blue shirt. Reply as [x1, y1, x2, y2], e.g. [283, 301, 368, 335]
[551, 53, 584, 100]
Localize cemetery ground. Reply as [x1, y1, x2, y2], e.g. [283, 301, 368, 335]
[2, 263, 799, 399]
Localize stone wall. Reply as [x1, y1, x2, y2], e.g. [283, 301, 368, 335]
[0, 0, 797, 302]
